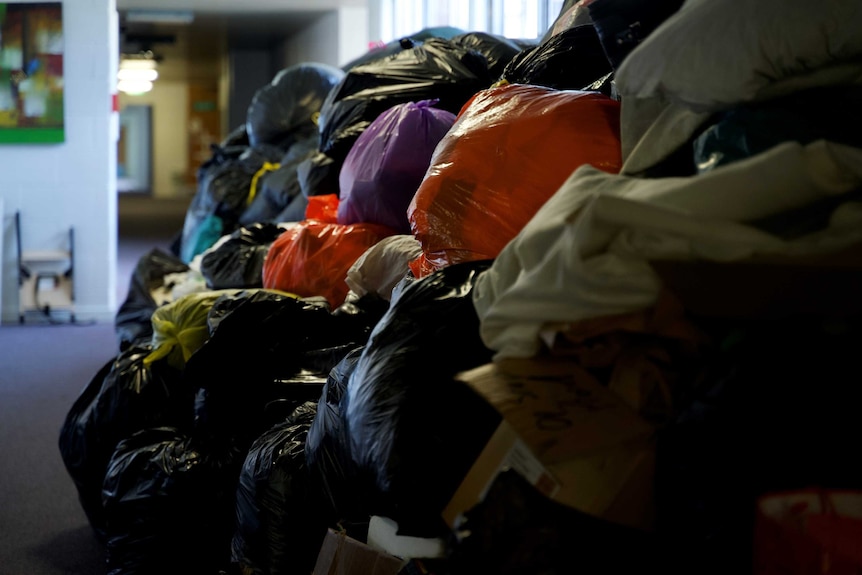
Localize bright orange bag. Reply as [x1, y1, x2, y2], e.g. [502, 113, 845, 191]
[262, 195, 395, 308]
[407, 83, 621, 277]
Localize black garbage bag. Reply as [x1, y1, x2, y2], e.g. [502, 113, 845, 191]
[196, 142, 248, 186]
[539, 0, 587, 43]
[188, 290, 379, 467]
[451, 32, 522, 81]
[199, 223, 287, 290]
[222, 124, 250, 148]
[694, 85, 862, 174]
[319, 37, 491, 159]
[272, 194, 308, 224]
[588, 0, 685, 70]
[448, 470, 665, 575]
[240, 136, 318, 225]
[656, 317, 862, 575]
[306, 346, 368, 523]
[341, 26, 466, 71]
[296, 150, 341, 198]
[342, 37, 420, 72]
[317, 37, 493, 169]
[501, 24, 612, 90]
[180, 144, 285, 263]
[246, 63, 345, 149]
[102, 427, 234, 575]
[232, 402, 324, 575]
[58, 346, 189, 540]
[115, 248, 189, 351]
[343, 260, 501, 536]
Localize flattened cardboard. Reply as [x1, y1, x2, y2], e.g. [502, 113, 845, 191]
[444, 357, 656, 531]
[313, 528, 404, 575]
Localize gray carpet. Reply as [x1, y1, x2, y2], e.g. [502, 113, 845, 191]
[0, 321, 117, 575]
[0, 195, 188, 574]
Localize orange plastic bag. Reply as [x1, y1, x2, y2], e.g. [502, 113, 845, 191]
[755, 489, 862, 575]
[262, 211, 395, 308]
[407, 83, 621, 277]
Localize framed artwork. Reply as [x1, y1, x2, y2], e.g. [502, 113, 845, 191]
[0, 2, 64, 143]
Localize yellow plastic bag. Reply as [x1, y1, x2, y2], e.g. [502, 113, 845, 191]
[144, 290, 242, 369]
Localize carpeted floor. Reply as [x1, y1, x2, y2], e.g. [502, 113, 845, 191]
[0, 322, 117, 575]
[0, 194, 187, 575]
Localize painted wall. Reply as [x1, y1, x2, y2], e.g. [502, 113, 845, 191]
[0, 2, 369, 323]
[278, 8, 369, 68]
[0, 0, 118, 323]
[281, 11, 340, 68]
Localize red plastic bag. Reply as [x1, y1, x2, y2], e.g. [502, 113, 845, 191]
[305, 193, 340, 223]
[407, 83, 621, 277]
[755, 489, 862, 575]
[262, 204, 396, 307]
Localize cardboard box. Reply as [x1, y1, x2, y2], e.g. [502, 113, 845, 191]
[443, 357, 657, 532]
[313, 528, 405, 575]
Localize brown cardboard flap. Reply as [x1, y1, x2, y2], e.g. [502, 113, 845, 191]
[445, 358, 657, 532]
[313, 528, 404, 575]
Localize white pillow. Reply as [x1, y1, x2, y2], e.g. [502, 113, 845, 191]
[614, 0, 862, 112]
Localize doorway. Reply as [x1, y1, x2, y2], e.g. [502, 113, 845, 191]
[117, 104, 152, 194]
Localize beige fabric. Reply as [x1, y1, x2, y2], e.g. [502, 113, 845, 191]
[614, 0, 862, 112]
[473, 141, 862, 359]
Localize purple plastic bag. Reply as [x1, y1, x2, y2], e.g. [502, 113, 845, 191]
[337, 100, 456, 234]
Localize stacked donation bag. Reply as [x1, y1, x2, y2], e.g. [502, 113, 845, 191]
[60, 1, 862, 573]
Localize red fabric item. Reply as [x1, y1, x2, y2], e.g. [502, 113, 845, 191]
[262, 217, 396, 308]
[407, 83, 622, 277]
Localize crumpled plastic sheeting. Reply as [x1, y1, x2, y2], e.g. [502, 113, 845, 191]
[501, 25, 612, 91]
[200, 223, 288, 289]
[232, 402, 322, 575]
[305, 346, 366, 521]
[240, 137, 319, 226]
[337, 100, 456, 234]
[344, 260, 499, 535]
[102, 427, 234, 575]
[58, 346, 189, 541]
[345, 235, 423, 301]
[115, 248, 190, 352]
[408, 83, 621, 277]
[145, 289, 241, 369]
[246, 63, 344, 149]
[317, 37, 493, 164]
[451, 32, 522, 80]
[262, 219, 396, 308]
[473, 140, 862, 359]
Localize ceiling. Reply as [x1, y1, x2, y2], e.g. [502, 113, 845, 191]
[115, 1, 363, 64]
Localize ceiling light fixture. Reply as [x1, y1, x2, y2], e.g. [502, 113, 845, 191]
[118, 56, 159, 95]
[125, 10, 194, 25]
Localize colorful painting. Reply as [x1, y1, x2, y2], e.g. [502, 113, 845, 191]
[0, 2, 63, 143]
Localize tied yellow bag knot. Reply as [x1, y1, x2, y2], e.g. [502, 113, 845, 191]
[143, 290, 241, 369]
[248, 162, 281, 206]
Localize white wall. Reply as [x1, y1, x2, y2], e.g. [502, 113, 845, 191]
[1, 0, 118, 323]
[338, 6, 370, 66]
[280, 8, 368, 69]
[282, 12, 340, 68]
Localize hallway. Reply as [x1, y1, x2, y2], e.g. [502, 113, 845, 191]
[116, 194, 189, 304]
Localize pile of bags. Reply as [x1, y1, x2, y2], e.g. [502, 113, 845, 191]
[61, 0, 862, 573]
